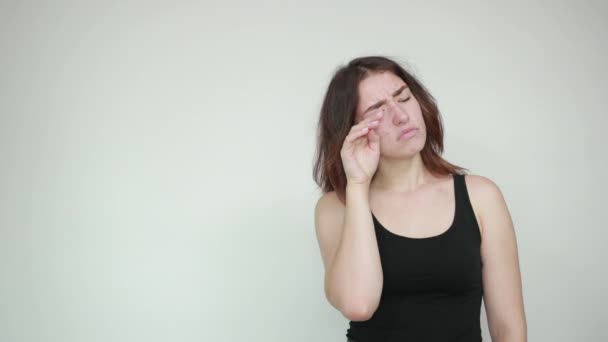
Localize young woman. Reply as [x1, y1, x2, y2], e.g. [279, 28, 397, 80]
[312, 56, 527, 341]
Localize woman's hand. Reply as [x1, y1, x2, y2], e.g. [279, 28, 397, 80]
[340, 111, 383, 186]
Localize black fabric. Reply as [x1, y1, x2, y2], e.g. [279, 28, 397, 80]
[345, 174, 484, 342]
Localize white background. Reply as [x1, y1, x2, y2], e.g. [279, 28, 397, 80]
[1, 1, 606, 341]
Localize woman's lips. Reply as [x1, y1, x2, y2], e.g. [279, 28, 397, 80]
[398, 128, 418, 141]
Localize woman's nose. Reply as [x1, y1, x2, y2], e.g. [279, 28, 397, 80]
[386, 100, 409, 123]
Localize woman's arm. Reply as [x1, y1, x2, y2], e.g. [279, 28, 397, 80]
[468, 175, 528, 342]
[314, 184, 384, 321]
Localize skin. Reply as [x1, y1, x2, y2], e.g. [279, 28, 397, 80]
[355, 71, 427, 166]
[322, 71, 528, 340]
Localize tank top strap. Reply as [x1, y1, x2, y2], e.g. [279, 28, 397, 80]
[453, 173, 482, 243]
[453, 173, 466, 207]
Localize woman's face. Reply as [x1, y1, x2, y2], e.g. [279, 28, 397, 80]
[355, 71, 427, 157]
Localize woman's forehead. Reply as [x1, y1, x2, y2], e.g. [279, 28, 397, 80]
[359, 73, 406, 97]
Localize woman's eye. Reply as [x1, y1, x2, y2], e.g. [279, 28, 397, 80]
[398, 97, 411, 103]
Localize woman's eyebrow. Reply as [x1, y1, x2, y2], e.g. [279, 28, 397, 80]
[362, 84, 408, 115]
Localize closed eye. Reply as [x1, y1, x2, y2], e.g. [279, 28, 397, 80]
[398, 96, 411, 103]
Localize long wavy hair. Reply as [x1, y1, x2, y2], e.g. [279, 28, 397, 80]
[312, 55, 469, 204]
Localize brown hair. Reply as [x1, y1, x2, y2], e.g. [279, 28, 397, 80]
[312, 55, 469, 204]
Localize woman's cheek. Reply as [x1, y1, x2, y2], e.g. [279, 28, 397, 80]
[375, 125, 390, 137]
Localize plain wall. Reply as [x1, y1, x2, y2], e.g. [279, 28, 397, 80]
[1, 0, 607, 341]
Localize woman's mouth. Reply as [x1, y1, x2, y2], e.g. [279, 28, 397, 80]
[398, 128, 418, 141]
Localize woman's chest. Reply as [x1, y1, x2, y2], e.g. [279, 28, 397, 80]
[378, 235, 482, 294]
[370, 185, 455, 239]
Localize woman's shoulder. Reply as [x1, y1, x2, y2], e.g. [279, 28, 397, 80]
[315, 190, 344, 215]
[461, 173, 508, 236]
[461, 173, 504, 200]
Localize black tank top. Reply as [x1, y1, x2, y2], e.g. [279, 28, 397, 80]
[346, 174, 484, 342]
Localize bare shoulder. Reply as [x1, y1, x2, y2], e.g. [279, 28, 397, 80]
[315, 190, 343, 209]
[463, 174, 503, 197]
[315, 191, 345, 223]
[462, 174, 507, 238]
[314, 191, 346, 271]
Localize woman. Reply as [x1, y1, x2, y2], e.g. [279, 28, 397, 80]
[312, 56, 527, 341]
